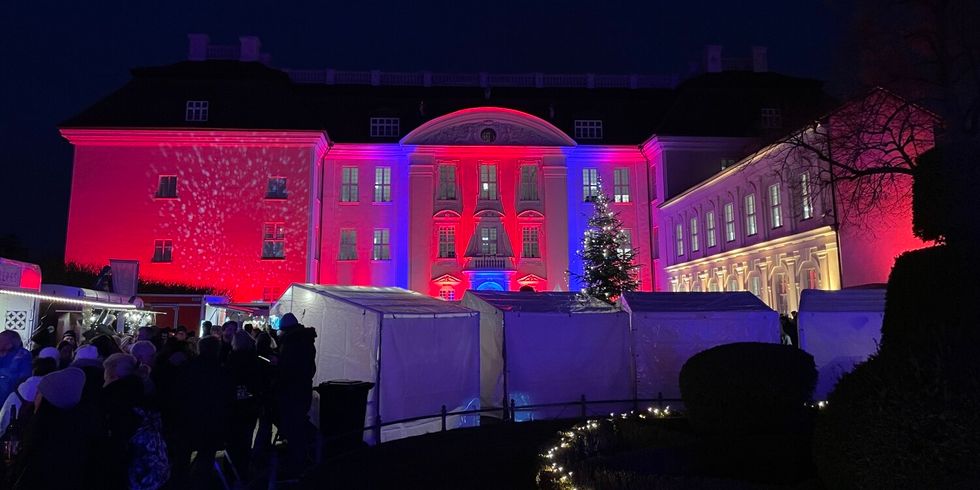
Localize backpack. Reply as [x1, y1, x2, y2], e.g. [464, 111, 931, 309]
[128, 408, 170, 490]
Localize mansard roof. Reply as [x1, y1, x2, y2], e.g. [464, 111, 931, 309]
[61, 60, 830, 145]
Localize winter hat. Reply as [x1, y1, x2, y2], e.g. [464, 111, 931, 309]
[16, 376, 42, 404]
[38, 347, 59, 361]
[74, 345, 100, 361]
[279, 313, 300, 331]
[37, 367, 85, 409]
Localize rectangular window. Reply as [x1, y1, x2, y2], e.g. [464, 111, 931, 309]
[374, 167, 392, 202]
[155, 175, 178, 198]
[617, 229, 633, 256]
[438, 165, 457, 200]
[519, 165, 539, 201]
[185, 100, 209, 122]
[614, 168, 630, 203]
[801, 172, 814, 220]
[261, 223, 285, 259]
[760, 108, 782, 129]
[690, 217, 700, 252]
[522, 227, 540, 258]
[152, 240, 173, 263]
[724, 202, 736, 242]
[341, 167, 358, 202]
[745, 194, 758, 236]
[582, 168, 600, 201]
[266, 177, 287, 199]
[574, 120, 603, 140]
[479, 164, 498, 200]
[706, 211, 717, 248]
[480, 227, 498, 256]
[339, 230, 357, 260]
[369, 117, 400, 137]
[651, 227, 659, 259]
[438, 227, 456, 258]
[675, 223, 685, 256]
[769, 183, 783, 228]
[372, 229, 390, 260]
[439, 287, 456, 301]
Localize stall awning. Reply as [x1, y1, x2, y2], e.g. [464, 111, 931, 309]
[0, 257, 42, 292]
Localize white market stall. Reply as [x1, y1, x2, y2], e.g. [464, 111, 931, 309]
[0, 258, 43, 345]
[621, 292, 780, 400]
[271, 284, 481, 443]
[461, 291, 631, 420]
[798, 288, 886, 400]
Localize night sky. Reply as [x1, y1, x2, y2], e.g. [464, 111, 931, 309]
[0, 0, 844, 262]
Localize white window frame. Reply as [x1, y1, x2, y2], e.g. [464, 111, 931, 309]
[438, 226, 456, 258]
[185, 100, 209, 122]
[369, 117, 400, 137]
[372, 229, 390, 260]
[745, 193, 758, 236]
[519, 165, 539, 201]
[522, 227, 540, 258]
[155, 175, 178, 199]
[261, 223, 285, 259]
[152, 239, 173, 263]
[341, 167, 359, 202]
[374, 167, 392, 202]
[574, 120, 603, 140]
[706, 211, 717, 248]
[582, 168, 600, 201]
[438, 165, 457, 200]
[480, 227, 498, 256]
[724, 202, 736, 242]
[690, 217, 700, 253]
[617, 229, 633, 257]
[613, 168, 630, 203]
[339, 230, 357, 260]
[769, 183, 783, 228]
[801, 172, 814, 220]
[675, 223, 685, 256]
[479, 164, 498, 200]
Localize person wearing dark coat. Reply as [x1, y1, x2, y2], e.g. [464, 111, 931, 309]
[224, 330, 264, 480]
[102, 353, 149, 490]
[273, 313, 317, 477]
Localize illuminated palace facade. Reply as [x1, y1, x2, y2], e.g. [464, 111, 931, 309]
[60, 36, 924, 307]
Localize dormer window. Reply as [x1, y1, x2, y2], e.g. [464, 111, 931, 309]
[574, 120, 603, 140]
[370, 117, 400, 137]
[185, 101, 209, 122]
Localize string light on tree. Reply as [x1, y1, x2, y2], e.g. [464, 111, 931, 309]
[574, 179, 639, 304]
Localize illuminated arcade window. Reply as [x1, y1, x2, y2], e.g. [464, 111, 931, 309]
[341, 167, 359, 202]
[675, 223, 684, 256]
[480, 227, 498, 256]
[760, 108, 782, 129]
[690, 217, 700, 252]
[706, 211, 717, 248]
[613, 168, 630, 203]
[519, 165, 539, 201]
[745, 194, 758, 236]
[438, 227, 456, 258]
[522, 227, 540, 258]
[582, 168, 600, 202]
[574, 120, 603, 140]
[479, 164, 498, 200]
[439, 286, 456, 301]
[438, 165, 457, 200]
[372, 229, 391, 260]
[152, 240, 173, 263]
[374, 167, 392, 202]
[339, 230, 357, 260]
[185, 101, 209, 122]
[266, 177, 287, 199]
[769, 183, 783, 228]
[724, 202, 736, 242]
[261, 223, 285, 259]
[800, 172, 814, 220]
[155, 176, 178, 199]
[370, 117, 400, 137]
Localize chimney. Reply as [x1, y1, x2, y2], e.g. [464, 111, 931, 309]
[239, 36, 262, 62]
[188, 33, 210, 61]
[705, 45, 722, 73]
[752, 46, 768, 73]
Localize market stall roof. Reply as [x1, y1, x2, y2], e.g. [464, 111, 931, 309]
[0, 257, 42, 292]
[799, 288, 886, 313]
[467, 291, 616, 313]
[209, 302, 270, 316]
[35, 284, 142, 309]
[289, 284, 476, 317]
[621, 291, 772, 312]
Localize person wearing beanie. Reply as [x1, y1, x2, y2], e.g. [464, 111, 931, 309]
[102, 353, 157, 489]
[38, 346, 59, 362]
[15, 366, 100, 490]
[0, 357, 57, 434]
[273, 313, 316, 477]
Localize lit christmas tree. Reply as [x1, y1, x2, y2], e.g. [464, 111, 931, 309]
[576, 183, 639, 303]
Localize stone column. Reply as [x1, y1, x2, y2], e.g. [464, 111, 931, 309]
[542, 158, 569, 291]
[408, 155, 434, 294]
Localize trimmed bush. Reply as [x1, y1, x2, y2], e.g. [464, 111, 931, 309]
[679, 342, 816, 435]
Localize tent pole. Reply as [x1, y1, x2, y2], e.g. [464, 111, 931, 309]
[374, 314, 383, 444]
[501, 312, 509, 421]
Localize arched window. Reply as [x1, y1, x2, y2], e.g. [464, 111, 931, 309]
[692, 280, 703, 292]
[799, 263, 819, 290]
[747, 272, 763, 299]
[726, 275, 740, 292]
[772, 271, 790, 314]
[708, 278, 720, 292]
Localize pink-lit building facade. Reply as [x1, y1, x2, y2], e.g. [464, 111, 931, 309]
[59, 37, 923, 306]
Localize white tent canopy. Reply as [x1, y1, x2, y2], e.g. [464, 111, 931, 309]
[798, 288, 886, 400]
[621, 292, 780, 400]
[462, 291, 631, 420]
[271, 284, 480, 442]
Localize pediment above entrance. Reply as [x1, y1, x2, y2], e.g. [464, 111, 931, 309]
[400, 107, 577, 147]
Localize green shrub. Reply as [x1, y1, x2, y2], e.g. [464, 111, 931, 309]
[679, 342, 816, 436]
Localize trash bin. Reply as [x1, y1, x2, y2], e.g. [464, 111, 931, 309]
[314, 380, 375, 450]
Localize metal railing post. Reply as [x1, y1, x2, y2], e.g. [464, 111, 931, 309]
[440, 405, 447, 432]
[510, 398, 516, 423]
[580, 394, 587, 418]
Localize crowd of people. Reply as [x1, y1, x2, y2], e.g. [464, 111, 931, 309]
[0, 312, 316, 490]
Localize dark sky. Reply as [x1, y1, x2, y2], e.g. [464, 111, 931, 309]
[0, 0, 843, 261]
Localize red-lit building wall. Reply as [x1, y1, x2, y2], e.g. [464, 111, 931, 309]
[61, 130, 327, 301]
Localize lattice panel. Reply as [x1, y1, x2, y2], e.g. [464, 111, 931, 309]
[4, 311, 28, 331]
